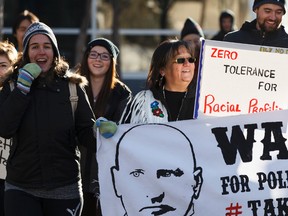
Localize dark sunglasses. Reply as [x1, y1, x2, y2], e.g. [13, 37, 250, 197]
[173, 57, 196, 64]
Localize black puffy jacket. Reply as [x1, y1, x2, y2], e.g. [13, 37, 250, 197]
[0, 72, 95, 189]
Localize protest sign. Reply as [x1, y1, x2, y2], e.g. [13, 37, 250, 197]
[97, 110, 288, 215]
[195, 39, 288, 118]
[0, 137, 11, 179]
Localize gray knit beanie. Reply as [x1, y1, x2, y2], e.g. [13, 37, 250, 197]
[22, 22, 60, 58]
[86, 38, 120, 60]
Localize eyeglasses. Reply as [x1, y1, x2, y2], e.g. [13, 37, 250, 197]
[88, 51, 111, 61]
[173, 57, 196, 64]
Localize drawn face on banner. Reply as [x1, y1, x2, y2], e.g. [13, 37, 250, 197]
[111, 124, 203, 216]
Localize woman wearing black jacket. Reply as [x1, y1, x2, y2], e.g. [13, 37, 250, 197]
[75, 37, 132, 216]
[0, 22, 95, 216]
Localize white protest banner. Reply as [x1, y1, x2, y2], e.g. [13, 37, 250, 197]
[97, 110, 288, 216]
[195, 39, 288, 118]
[0, 137, 11, 179]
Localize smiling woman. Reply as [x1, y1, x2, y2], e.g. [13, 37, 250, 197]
[120, 38, 197, 124]
[0, 22, 96, 216]
[74, 37, 132, 216]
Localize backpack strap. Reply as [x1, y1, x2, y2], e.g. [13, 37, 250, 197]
[9, 80, 78, 120]
[69, 82, 78, 120]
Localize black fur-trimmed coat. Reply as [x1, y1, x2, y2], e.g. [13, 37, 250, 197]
[0, 69, 95, 190]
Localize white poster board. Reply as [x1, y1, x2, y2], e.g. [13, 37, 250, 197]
[195, 40, 288, 118]
[97, 110, 288, 216]
[0, 137, 11, 179]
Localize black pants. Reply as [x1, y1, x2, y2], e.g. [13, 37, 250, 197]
[0, 180, 4, 216]
[5, 189, 83, 216]
[81, 192, 102, 216]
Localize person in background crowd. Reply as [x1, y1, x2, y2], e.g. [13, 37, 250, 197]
[180, 17, 204, 81]
[0, 41, 18, 216]
[120, 38, 196, 124]
[0, 22, 95, 216]
[0, 41, 18, 89]
[224, 0, 288, 47]
[75, 37, 132, 216]
[12, 10, 39, 52]
[211, 9, 236, 41]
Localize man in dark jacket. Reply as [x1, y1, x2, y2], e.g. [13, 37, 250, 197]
[224, 0, 288, 48]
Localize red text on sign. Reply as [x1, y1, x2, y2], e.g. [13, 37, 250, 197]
[204, 94, 241, 114]
[211, 48, 238, 60]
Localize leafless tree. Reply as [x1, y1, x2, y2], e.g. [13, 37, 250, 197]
[0, 0, 4, 40]
[111, 0, 122, 77]
[155, 0, 175, 42]
[199, 0, 207, 28]
[74, 0, 92, 66]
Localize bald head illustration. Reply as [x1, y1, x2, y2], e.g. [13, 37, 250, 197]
[111, 124, 203, 216]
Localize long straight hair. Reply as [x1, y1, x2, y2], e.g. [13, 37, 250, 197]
[77, 49, 118, 118]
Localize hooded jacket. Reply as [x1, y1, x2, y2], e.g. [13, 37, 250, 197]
[211, 10, 235, 41]
[224, 19, 288, 47]
[0, 70, 95, 190]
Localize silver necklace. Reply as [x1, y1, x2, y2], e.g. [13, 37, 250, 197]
[162, 86, 188, 121]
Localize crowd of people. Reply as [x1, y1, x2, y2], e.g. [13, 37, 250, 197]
[0, 0, 287, 215]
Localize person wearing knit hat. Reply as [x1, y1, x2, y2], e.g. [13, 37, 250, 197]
[180, 17, 204, 82]
[224, 0, 288, 48]
[22, 21, 60, 59]
[181, 18, 204, 40]
[253, 0, 286, 13]
[75, 37, 132, 216]
[1, 21, 96, 216]
[86, 37, 119, 60]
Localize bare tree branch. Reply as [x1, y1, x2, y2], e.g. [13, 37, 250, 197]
[74, 0, 92, 66]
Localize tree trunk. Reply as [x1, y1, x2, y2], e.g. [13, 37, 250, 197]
[199, 0, 207, 28]
[74, 0, 92, 66]
[158, 0, 174, 42]
[0, 0, 4, 40]
[111, 0, 121, 77]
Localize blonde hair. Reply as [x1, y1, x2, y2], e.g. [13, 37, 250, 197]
[0, 41, 18, 87]
[0, 40, 18, 64]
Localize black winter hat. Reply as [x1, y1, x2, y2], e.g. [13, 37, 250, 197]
[180, 18, 204, 39]
[23, 22, 60, 58]
[253, 0, 286, 14]
[86, 38, 120, 60]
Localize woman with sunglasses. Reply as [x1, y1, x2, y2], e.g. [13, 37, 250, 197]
[120, 38, 196, 123]
[75, 37, 132, 216]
